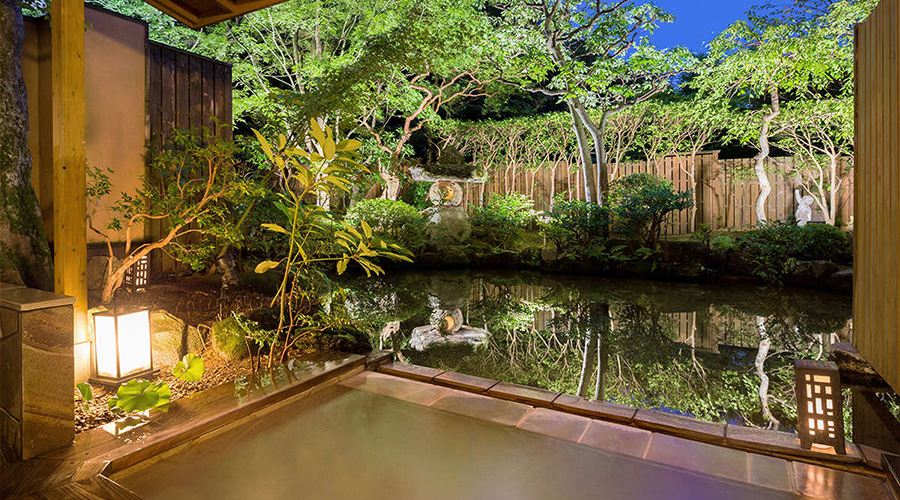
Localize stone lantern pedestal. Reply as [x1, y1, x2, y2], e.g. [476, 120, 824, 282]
[1, 283, 75, 460]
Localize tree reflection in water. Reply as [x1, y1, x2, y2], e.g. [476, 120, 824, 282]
[338, 270, 853, 437]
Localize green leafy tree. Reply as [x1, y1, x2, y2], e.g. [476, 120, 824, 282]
[773, 96, 853, 225]
[289, 1, 495, 198]
[698, 0, 874, 223]
[496, 1, 696, 205]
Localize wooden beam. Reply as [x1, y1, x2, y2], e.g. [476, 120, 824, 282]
[51, 0, 87, 347]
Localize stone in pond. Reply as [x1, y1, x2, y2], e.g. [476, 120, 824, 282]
[151, 310, 205, 366]
[422, 206, 471, 245]
[211, 316, 250, 360]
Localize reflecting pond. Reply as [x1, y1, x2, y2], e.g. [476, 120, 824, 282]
[338, 270, 854, 436]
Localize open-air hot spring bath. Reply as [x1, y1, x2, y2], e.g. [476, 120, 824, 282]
[111, 380, 800, 500]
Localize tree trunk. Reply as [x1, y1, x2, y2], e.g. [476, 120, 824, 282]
[567, 101, 595, 204]
[753, 85, 780, 224]
[0, 0, 52, 289]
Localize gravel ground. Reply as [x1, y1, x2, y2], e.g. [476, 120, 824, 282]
[77, 275, 269, 434]
[74, 352, 253, 433]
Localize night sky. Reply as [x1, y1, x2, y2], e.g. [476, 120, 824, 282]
[645, 0, 762, 53]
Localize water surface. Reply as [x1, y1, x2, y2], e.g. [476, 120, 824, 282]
[340, 270, 853, 435]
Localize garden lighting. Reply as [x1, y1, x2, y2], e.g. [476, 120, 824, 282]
[794, 359, 846, 454]
[91, 308, 155, 384]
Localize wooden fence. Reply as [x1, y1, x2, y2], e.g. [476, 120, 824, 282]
[146, 41, 232, 146]
[460, 152, 854, 235]
[854, 0, 900, 394]
[145, 42, 233, 275]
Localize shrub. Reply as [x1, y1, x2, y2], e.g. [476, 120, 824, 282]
[471, 192, 537, 248]
[346, 198, 427, 250]
[736, 222, 852, 281]
[609, 173, 694, 248]
[402, 181, 434, 210]
[710, 235, 737, 253]
[541, 197, 610, 252]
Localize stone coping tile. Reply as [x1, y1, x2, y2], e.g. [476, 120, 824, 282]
[552, 393, 637, 423]
[364, 350, 393, 369]
[399, 385, 451, 407]
[429, 391, 532, 427]
[40, 351, 364, 470]
[433, 371, 499, 392]
[791, 461, 891, 500]
[377, 362, 444, 382]
[856, 444, 886, 471]
[0, 287, 76, 311]
[634, 410, 726, 444]
[486, 381, 560, 408]
[579, 419, 652, 459]
[517, 407, 591, 443]
[645, 433, 749, 483]
[725, 425, 863, 464]
[749, 453, 794, 492]
[339, 370, 429, 399]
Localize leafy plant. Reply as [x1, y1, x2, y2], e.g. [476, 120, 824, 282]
[254, 119, 412, 367]
[76, 382, 93, 414]
[609, 173, 694, 248]
[736, 221, 852, 282]
[471, 192, 537, 248]
[172, 354, 205, 383]
[541, 197, 611, 253]
[690, 223, 714, 249]
[345, 199, 426, 251]
[108, 379, 172, 414]
[710, 235, 737, 254]
[87, 127, 261, 303]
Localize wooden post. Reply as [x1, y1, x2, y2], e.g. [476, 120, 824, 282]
[50, 0, 87, 349]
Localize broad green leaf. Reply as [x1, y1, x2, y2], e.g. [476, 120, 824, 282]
[309, 119, 326, 146]
[114, 379, 170, 413]
[261, 223, 289, 234]
[336, 139, 362, 152]
[173, 354, 205, 383]
[360, 220, 373, 238]
[253, 129, 274, 162]
[255, 260, 281, 274]
[76, 382, 93, 402]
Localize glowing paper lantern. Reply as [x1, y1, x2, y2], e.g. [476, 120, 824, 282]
[91, 309, 155, 384]
[794, 359, 846, 455]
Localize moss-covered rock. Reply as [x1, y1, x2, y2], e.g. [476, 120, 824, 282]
[151, 310, 204, 366]
[211, 316, 249, 360]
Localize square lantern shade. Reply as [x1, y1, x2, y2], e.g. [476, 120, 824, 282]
[91, 309, 155, 384]
[794, 359, 846, 455]
[123, 254, 150, 293]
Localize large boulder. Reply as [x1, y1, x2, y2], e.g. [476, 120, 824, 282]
[211, 316, 250, 360]
[422, 206, 471, 246]
[87, 255, 121, 291]
[150, 310, 204, 366]
[409, 325, 489, 351]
